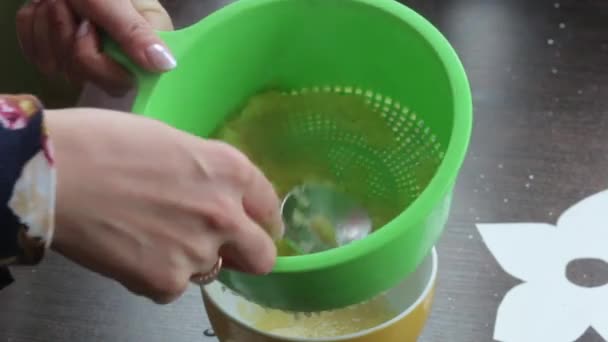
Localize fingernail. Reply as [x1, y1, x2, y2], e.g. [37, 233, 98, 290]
[76, 20, 90, 39]
[145, 44, 177, 71]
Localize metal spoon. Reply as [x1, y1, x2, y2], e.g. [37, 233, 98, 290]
[280, 183, 372, 254]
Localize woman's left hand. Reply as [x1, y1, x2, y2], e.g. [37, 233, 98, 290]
[16, 0, 175, 96]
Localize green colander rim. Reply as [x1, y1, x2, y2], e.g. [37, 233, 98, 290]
[266, 0, 472, 272]
[129, 0, 472, 273]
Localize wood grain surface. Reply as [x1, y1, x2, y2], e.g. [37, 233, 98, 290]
[2, 0, 608, 341]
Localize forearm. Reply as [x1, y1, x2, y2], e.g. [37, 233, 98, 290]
[0, 94, 55, 289]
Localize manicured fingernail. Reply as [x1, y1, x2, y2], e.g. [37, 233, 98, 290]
[76, 20, 90, 39]
[145, 44, 177, 71]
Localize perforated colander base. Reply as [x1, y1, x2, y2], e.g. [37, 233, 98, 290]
[213, 85, 445, 230]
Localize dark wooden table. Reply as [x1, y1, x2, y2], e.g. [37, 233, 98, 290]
[2, 0, 608, 341]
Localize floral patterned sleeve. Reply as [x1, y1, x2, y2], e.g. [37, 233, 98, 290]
[0, 94, 55, 290]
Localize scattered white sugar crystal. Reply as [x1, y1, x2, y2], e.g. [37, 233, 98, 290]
[559, 22, 566, 29]
[547, 38, 555, 45]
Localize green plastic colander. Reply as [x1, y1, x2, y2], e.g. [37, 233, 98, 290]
[106, 0, 472, 312]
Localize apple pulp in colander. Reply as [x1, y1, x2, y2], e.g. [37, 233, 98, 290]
[212, 90, 439, 256]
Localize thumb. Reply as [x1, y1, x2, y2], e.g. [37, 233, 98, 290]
[70, 0, 176, 72]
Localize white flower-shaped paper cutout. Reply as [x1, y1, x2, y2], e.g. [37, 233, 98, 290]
[477, 190, 608, 342]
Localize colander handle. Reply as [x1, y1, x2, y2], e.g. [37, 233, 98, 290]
[101, 29, 189, 83]
[101, 33, 161, 82]
[102, 35, 141, 76]
[100, 32, 179, 113]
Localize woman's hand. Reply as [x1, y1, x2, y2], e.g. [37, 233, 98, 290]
[45, 108, 283, 304]
[16, 0, 174, 96]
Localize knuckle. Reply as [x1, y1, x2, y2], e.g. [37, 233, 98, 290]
[203, 140, 257, 187]
[125, 20, 151, 42]
[192, 248, 215, 266]
[233, 164, 255, 188]
[222, 147, 255, 186]
[187, 239, 217, 264]
[146, 271, 187, 304]
[202, 196, 240, 233]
